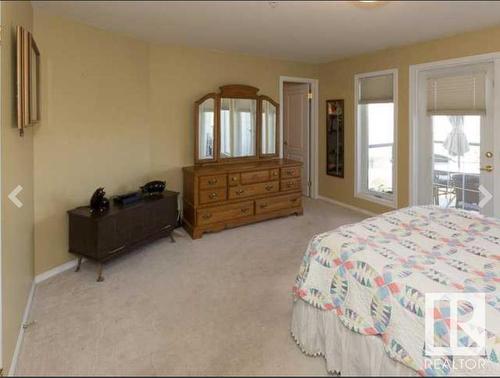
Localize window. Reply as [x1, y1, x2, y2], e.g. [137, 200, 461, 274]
[432, 115, 481, 211]
[355, 70, 397, 207]
[221, 109, 230, 156]
[200, 111, 214, 158]
[239, 111, 253, 156]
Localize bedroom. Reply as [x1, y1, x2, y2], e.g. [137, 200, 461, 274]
[0, 0, 499, 376]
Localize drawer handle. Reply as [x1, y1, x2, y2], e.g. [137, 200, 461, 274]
[265, 184, 274, 191]
[260, 203, 268, 209]
[209, 192, 218, 199]
[202, 213, 212, 220]
[286, 182, 293, 188]
[236, 189, 245, 195]
[231, 176, 238, 181]
[291, 198, 299, 203]
[241, 208, 249, 214]
[208, 178, 218, 185]
[272, 171, 278, 176]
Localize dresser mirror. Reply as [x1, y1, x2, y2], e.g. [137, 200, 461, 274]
[260, 97, 279, 156]
[195, 94, 217, 163]
[194, 85, 280, 164]
[220, 98, 257, 159]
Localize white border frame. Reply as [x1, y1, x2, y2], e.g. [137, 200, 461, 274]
[0, 2, 3, 372]
[354, 68, 398, 208]
[279, 76, 319, 199]
[409, 52, 500, 216]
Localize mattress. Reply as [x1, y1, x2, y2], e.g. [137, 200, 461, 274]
[292, 206, 499, 376]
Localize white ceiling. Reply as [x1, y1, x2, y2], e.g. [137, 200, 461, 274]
[33, 1, 500, 63]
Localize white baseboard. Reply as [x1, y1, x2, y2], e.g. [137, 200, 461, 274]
[317, 195, 378, 217]
[8, 282, 36, 376]
[34, 258, 80, 285]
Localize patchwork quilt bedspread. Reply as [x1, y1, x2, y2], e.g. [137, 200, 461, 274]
[293, 206, 500, 376]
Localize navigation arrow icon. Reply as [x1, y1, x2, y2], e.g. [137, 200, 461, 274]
[8, 185, 23, 208]
[478, 185, 493, 209]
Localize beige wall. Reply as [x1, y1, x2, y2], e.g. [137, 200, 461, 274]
[33, 11, 152, 274]
[318, 25, 500, 214]
[33, 10, 317, 275]
[1, 1, 34, 373]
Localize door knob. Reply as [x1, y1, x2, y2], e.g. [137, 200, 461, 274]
[480, 165, 494, 172]
[485, 151, 493, 158]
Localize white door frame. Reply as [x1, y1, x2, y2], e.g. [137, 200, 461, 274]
[409, 52, 500, 216]
[279, 76, 319, 198]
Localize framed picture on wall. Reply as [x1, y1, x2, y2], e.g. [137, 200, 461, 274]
[326, 99, 344, 178]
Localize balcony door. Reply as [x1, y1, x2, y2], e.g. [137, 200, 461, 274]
[412, 59, 498, 217]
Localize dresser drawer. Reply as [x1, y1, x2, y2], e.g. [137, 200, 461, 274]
[240, 170, 270, 184]
[281, 178, 301, 192]
[281, 166, 300, 179]
[197, 201, 254, 226]
[199, 188, 227, 204]
[199, 174, 227, 190]
[229, 181, 279, 199]
[228, 173, 240, 187]
[255, 194, 301, 215]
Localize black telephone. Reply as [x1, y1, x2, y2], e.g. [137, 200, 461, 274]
[89, 187, 110, 214]
[141, 180, 166, 195]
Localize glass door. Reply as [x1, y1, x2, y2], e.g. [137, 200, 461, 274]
[426, 63, 495, 216]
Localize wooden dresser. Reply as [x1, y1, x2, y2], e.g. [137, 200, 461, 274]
[183, 159, 303, 239]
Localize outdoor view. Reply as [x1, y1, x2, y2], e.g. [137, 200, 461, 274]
[432, 115, 481, 211]
[366, 103, 394, 195]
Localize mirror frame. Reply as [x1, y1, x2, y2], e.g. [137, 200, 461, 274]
[193, 85, 280, 165]
[258, 95, 280, 159]
[194, 93, 219, 164]
[17, 27, 41, 137]
[28, 32, 41, 125]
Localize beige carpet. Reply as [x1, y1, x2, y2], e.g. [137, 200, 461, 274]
[16, 198, 365, 376]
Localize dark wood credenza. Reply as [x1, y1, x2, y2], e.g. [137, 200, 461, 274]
[68, 191, 178, 281]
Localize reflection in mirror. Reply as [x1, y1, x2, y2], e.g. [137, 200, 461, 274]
[198, 98, 215, 160]
[261, 100, 277, 155]
[220, 98, 256, 158]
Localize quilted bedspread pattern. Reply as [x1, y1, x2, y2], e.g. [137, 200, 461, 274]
[293, 206, 500, 376]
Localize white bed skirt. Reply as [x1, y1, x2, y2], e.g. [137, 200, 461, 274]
[291, 299, 417, 376]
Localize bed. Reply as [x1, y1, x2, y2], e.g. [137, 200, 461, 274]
[291, 206, 499, 376]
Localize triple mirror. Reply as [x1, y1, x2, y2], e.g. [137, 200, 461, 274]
[195, 85, 279, 164]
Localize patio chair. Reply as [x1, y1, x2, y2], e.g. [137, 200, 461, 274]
[451, 173, 480, 211]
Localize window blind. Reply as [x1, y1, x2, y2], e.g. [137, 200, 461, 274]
[426, 73, 486, 116]
[358, 74, 394, 104]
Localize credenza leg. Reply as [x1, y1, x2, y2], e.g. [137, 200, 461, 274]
[75, 256, 83, 272]
[169, 232, 176, 243]
[96, 263, 104, 282]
